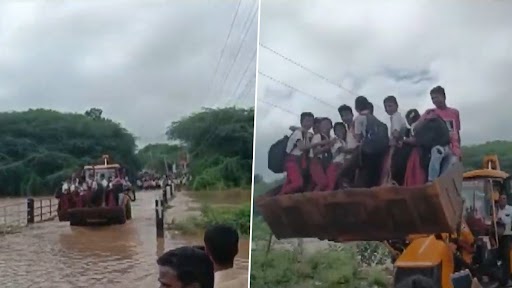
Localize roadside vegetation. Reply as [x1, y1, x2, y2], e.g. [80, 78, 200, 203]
[166, 107, 254, 190]
[169, 202, 251, 237]
[163, 107, 254, 235]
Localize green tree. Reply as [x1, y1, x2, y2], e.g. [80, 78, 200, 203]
[166, 107, 254, 190]
[0, 109, 140, 197]
[84, 107, 103, 120]
[462, 141, 512, 172]
[136, 143, 183, 174]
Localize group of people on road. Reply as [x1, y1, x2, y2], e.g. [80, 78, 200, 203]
[137, 172, 191, 191]
[279, 85, 462, 194]
[157, 224, 246, 288]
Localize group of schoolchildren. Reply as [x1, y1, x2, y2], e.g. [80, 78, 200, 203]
[136, 172, 190, 190]
[57, 172, 132, 207]
[277, 85, 461, 194]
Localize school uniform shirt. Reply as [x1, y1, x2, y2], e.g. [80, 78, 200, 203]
[354, 115, 367, 139]
[498, 205, 512, 235]
[346, 124, 359, 149]
[309, 134, 322, 158]
[389, 112, 407, 137]
[286, 129, 307, 156]
[331, 138, 346, 163]
[62, 183, 69, 193]
[310, 134, 325, 158]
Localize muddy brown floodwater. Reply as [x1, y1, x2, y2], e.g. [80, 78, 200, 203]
[0, 190, 249, 288]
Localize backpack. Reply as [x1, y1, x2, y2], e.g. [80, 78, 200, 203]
[268, 135, 290, 174]
[414, 116, 451, 149]
[361, 114, 389, 154]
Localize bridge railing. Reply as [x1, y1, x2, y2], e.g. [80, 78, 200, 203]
[1, 198, 59, 235]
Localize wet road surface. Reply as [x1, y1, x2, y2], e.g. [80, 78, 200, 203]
[0, 190, 249, 288]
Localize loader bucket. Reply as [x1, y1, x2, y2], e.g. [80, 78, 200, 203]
[68, 206, 126, 226]
[255, 162, 464, 242]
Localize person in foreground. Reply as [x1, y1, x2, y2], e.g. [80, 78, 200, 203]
[203, 224, 247, 288]
[157, 246, 214, 288]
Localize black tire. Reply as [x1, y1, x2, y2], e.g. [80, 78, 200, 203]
[69, 211, 86, 226]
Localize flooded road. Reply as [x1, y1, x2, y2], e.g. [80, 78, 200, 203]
[0, 190, 249, 288]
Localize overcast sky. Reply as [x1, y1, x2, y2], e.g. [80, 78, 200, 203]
[255, 0, 512, 180]
[0, 0, 257, 146]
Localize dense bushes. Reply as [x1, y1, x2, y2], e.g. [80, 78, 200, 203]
[0, 109, 140, 196]
[166, 107, 254, 190]
[171, 202, 251, 236]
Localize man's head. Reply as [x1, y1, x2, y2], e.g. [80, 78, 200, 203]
[499, 194, 508, 209]
[430, 85, 446, 109]
[383, 96, 398, 115]
[300, 112, 314, 131]
[354, 96, 370, 113]
[368, 102, 374, 115]
[337, 105, 353, 124]
[157, 246, 214, 288]
[203, 224, 239, 269]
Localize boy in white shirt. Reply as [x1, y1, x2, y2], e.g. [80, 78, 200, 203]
[281, 112, 316, 194]
[383, 96, 407, 146]
[326, 122, 348, 190]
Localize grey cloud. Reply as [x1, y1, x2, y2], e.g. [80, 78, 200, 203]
[255, 0, 512, 180]
[0, 0, 257, 146]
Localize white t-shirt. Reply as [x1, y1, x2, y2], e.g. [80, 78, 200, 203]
[345, 124, 359, 149]
[354, 114, 367, 138]
[331, 138, 346, 163]
[498, 205, 512, 235]
[286, 130, 305, 156]
[62, 183, 69, 193]
[389, 112, 407, 137]
[310, 134, 323, 158]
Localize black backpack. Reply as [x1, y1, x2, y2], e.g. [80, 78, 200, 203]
[414, 116, 451, 149]
[361, 114, 389, 154]
[268, 135, 290, 174]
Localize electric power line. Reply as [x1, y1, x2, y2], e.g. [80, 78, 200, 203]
[260, 43, 357, 96]
[205, 0, 242, 99]
[227, 49, 257, 104]
[258, 71, 337, 109]
[260, 43, 393, 112]
[216, 7, 258, 101]
[258, 98, 299, 116]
